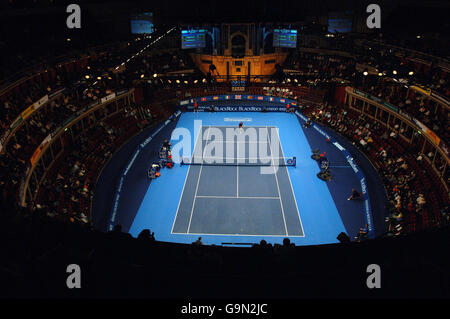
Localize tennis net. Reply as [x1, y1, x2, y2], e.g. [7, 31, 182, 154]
[180, 156, 296, 167]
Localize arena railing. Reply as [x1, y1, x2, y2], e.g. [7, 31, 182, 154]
[0, 88, 66, 154]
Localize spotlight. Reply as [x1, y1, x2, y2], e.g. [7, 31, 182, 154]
[97, 76, 102, 80]
[194, 79, 198, 84]
[140, 74, 145, 78]
[393, 70, 397, 75]
[176, 79, 180, 84]
[363, 71, 368, 76]
[378, 72, 383, 76]
[85, 75, 90, 79]
[153, 73, 158, 78]
[408, 71, 414, 76]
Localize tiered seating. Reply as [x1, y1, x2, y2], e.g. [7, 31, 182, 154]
[34, 110, 141, 223]
[303, 104, 448, 234]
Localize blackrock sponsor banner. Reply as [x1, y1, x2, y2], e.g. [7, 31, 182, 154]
[180, 94, 298, 110]
[296, 112, 375, 238]
[312, 124, 331, 140]
[109, 111, 181, 229]
[295, 111, 308, 121]
[187, 105, 288, 112]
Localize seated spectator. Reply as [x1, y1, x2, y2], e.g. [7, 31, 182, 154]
[347, 188, 363, 201]
[355, 224, 369, 241]
[416, 193, 426, 206]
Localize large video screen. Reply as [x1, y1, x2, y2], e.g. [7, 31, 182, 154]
[273, 29, 297, 48]
[181, 29, 206, 49]
[130, 12, 154, 34]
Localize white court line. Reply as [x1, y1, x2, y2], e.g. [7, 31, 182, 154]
[186, 126, 211, 234]
[236, 140, 239, 197]
[329, 166, 351, 168]
[275, 127, 305, 237]
[172, 231, 305, 238]
[203, 125, 277, 127]
[267, 126, 289, 237]
[203, 141, 269, 143]
[198, 157, 284, 160]
[195, 195, 280, 199]
[171, 126, 202, 234]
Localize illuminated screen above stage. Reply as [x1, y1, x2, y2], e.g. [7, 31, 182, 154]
[273, 29, 297, 48]
[181, 29, 206, 49]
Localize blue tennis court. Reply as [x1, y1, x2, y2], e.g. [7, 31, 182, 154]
[126, 111, 373, 246]
[171, 125, 304, 237]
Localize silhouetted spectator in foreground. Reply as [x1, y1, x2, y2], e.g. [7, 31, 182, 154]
[283, 237, 295, 248]
[137, 229, 155, 242]
[253, 239, 273, 249]
[193, 237, 203, 245]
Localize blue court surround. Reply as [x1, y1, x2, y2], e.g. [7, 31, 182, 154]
[123, 112, 374, 245]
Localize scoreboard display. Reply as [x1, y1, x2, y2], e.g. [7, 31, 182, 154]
[231, 80, 246, 91]
[273, 29, 297, 48]
[181, 29, 206, 49]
